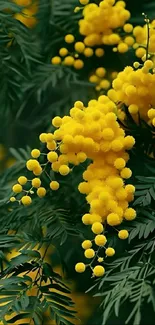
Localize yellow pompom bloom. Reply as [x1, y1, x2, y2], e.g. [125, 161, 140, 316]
[26, 159, 39, 171]
[47, 141, 56, 151]
[107, 213, 121, 226]
[59, 165, 70, 176]
[77, 152, 87, 163]
[47, 152, 58, 163]
[91, 222, 103, 234]
[125, 184, 135, 194]
[51, 56, 61, 65]
[114, 158, 126, 170]
[128, 104, 139, 114]
[124, 136, 135, 149]
[124, 208, 136, 220]
[37, 187, 46, 198]
[148, 108, 155, 119]
[50, 181, 59, 191]
[46, 133, 54, 142]
[95, 48, 104, 57]
[52, 116, 62, 128]
[74, 101, 84, 109]
[105, 247, 115, 256]
[64, 56, 74, 66]
[21, 195, 32, 206]
[133, 62, 140, 69]
[82, 213, 91, 225]
[135, 47, 146, 58]
[33, 166, 42, 176]
[102, 128, 114, 141]
[144, 60, 153, 70]
[74, 42, 85, 53]
[84, 248, 95, 259]
[65, 34, 75, 43]
[95, 235, 107, 246]
[39, 133, 47, 143]
[123, 23, 133, 33]
[10, 197, 16, 202]
[84, 48, 94, 57]
[118, 229, 129, 239]
[32, 178, 41, 188]
[79, 0, 89, 4]
[82, 240, 92, 249]
[78, 182, 90, 194]
[96, 67, 106, 78]
[117, 43, 128, 53]
[75, 262, 86, 273]
[120, 168, 132, 179]
[74, 59, 84, 70]
[52, 162, 61, 172]
[59, 48, 68, 57]
[12, 184, 22, 193]
[18, 176, 27, 185]
[31, 149, 40, 158]
[93, 265, 105, 277]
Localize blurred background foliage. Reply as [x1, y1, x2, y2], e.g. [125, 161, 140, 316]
[1, 0, 155, 324]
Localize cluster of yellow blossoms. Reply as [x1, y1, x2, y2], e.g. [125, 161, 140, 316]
[51, 0, 132, 73]
[133, 21, 155, 58]
[10, 96, 136, 277]
[109, 59, 155, 124]
[13, 0, 38, 28]
[89, 68, 118, 92]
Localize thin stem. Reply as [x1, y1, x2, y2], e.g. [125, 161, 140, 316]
[142, 13, 150, 60]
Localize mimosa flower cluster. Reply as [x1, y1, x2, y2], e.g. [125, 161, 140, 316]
[10, 96, 136, 277]
[110, 59, 155, 122]
[89, 68, 118, 92]
[51, 0, 131, 74]
[13, 0, 38, 28]
[132, 21, 155, 58]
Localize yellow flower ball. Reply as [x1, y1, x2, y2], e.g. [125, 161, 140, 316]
[148, 108, 155, 119]
[82, 240, 92, 250]
[75, 262, 86, 273]
[120, 168, 132, 179]
[26, 159, 39, 171]
[12, 184, 22, 193]
[74, 42, 85, 53]
[93, 265, 105, 277]
[47, 152, 58, 163]
[128, 104, 139, 114]
[65, 34, 75, 43]
[107, 213, 121, 226]
[135, 47, 146, 58]
[95, 48, 104, 57]
[133, 62, 140, 69]
[95, 235, 107, 246]
[144, 60, 153, 70]
[39, 133, 47, 143]
[91, 222, 104, 234]
[105, 247, 115, 256]
[21, 195, 32, 206]
[33, 166, 42, 176]
[51, 56, 61, 65]
[50, 181, 60, 191]
[74, 59, 84, 70]
[10, 197, 16, 202]
[37, 187, 46, 198]
[77, 152, 87, 163]
[114, 158, 126, 170]
[117, 43, 128, 53]
[124, 136, 135, 149]
[102, 128, 114, 141]
[31, 149, 40, 158]
[82, 213, 91, 225]
[78, 182, 90, 194]
[118, 229, 129, 239]
[59, 165, 70, 176]
[79, 0, 89, 4]
[84, 47, 94, 57]
[123, 23, 133, 33]
[46, 133, 54, 142]
[18, 176, 27, 185]
[74, 101, 84, 109]
[95, 67, 106, 78]
[63, 56, 75, 66]
[47, 141, 57, 151]
[52, 116, 62, 128]
[59, 48, 68, 57]
[84, 248, 95, 259]
[124, 208, 136, 220]
[32, 178, 41, 188]
[125, 184, 135, 194]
